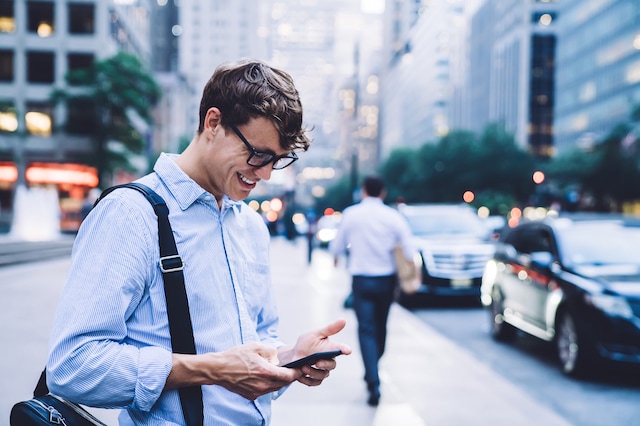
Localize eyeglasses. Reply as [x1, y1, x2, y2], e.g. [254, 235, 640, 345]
[229, 124, 298, 170]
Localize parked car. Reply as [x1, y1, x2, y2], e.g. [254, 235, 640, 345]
[397, 204, 496, 307]
[314, 214, 341, 248]
[481, 214, 640, 376]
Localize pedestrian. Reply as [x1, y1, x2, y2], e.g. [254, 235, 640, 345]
[329, 175, 415, 406]
[46, 59, 351, 425]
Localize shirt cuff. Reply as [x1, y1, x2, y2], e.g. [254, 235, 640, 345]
[132, 346, 173, 411]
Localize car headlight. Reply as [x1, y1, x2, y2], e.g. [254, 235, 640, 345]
[585, 294, 633, 318]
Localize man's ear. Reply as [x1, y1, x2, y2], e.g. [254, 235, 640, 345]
[204, 107, 222, 131]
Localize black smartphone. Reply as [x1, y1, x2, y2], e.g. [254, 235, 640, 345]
[281, 350, 342, 368]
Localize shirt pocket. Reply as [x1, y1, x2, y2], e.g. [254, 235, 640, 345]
[234, 259, 270, 321]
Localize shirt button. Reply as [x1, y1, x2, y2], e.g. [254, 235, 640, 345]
[204, 195, 212, 201]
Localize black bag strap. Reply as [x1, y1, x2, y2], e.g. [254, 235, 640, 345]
[95, 182, 204, 426]
[35, 182, 204, 425]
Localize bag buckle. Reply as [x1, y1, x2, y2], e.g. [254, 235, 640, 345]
[160, 255, 184, 273]
[48, 406, 67, 425]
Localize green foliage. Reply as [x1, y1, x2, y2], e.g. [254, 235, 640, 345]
[51, 52, 161, 185]
[376, 124, 535, 214]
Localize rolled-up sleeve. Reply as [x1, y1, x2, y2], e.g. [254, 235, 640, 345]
[47, 192, 172, 411]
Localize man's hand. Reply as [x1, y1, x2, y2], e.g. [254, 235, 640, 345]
[278, 319, 352, 387]
[166, 342, 301, 400]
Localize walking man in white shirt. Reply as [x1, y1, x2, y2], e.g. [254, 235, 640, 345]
[329, 175, 415, 406]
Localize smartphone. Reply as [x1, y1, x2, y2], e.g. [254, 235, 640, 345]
[282, 350, 342, 368]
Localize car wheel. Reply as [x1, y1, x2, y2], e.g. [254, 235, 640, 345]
[555, 311, 592, 376]
[488, 287, 516, 341]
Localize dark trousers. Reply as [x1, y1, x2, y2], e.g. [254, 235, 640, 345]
[351, 274, 396, 388]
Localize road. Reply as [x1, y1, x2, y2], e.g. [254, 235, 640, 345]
[411, 301, 640, 426]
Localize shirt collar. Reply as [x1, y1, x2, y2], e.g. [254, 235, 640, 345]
[153, 153, 243, 213]
[361, 197, 384, 205]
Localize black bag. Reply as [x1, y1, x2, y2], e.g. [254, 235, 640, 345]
[10, 393, 107, 425]
[10, 183, 203, 426]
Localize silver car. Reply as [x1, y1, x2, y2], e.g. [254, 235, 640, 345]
[397, 204, 496, 307]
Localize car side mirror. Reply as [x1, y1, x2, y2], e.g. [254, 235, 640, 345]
[529, 251, 554, 269]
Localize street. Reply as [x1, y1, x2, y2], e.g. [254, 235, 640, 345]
[1, 237, 637, 425]
[412, 302, 640, 426]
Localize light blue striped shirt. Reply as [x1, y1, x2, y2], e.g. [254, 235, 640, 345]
[47, 153, 282, 425]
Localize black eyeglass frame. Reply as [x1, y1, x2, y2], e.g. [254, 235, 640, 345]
[229, 124, 298, 170]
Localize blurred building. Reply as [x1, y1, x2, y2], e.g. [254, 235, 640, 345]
[149, 0, 190, 156]
[378, 0, 557, 158]
[255, 0, 383, 209]
[177, 0, 270, 136]
[467, 0, 557, 157]
[0, 0, 153, 230]
[379, 0, 466, 156]
[553, 0, 640, 151]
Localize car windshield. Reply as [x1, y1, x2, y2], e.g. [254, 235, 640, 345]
[402, 208, 487, 238]
[556, 222, 640, 266]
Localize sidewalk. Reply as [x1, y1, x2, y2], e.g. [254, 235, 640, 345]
[269, 237, 571, 426]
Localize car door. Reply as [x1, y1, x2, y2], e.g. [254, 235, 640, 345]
[501, 223, 553, 329]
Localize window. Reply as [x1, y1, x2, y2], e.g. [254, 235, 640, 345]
[66, 98, 95, 135]
[0, 49, 13, 82]
[27, 1, 54, 37]
[0, 0, 15, 33]
[68, 3, 94, 34]
[25, 102, 54, 136]
[27, 51, 55, 83]
[66, 53, 94, 85]
[0, 101, 17, 133]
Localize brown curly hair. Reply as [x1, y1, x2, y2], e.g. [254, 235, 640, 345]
[198, 59, 312, 152]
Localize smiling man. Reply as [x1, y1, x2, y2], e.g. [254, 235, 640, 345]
[46, 59, 351, 426]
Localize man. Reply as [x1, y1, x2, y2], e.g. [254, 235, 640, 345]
[329, 176, 414, 406]
[46, 59, 351, 425]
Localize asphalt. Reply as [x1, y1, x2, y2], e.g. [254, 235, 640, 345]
[2, 234, 573, 425]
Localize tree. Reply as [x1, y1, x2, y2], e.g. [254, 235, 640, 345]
[51, 52, 161, 187]
[378, 124, 535, 212]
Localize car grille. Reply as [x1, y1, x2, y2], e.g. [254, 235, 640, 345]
[423, 248, 494, 277]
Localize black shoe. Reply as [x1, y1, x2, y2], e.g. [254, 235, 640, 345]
[367, 386, 380, 406]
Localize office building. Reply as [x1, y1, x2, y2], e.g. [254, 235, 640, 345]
[0, 0, 153, 230]
[554, 0, 640, 151]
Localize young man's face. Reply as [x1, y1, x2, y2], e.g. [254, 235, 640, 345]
[203, 113, 288, 202]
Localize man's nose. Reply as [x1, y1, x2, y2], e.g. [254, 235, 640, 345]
[254, 164, 273, 180]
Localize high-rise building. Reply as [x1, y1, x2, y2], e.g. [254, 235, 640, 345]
[554, 0, 640, 151]
[462, 0, 558, 157]
[379, 0, 465, 155]
[0, 0, 153, 230]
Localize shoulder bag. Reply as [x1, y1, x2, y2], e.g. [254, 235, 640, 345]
[10, 183, 204, 426]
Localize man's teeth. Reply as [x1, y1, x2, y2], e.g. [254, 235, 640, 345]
[239, 174, 255, 185]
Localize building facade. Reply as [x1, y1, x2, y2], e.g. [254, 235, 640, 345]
[554, 0, 640, 151]
[0, 0, 153, 231]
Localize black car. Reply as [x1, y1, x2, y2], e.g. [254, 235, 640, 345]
[397, 204, 496, 307]
[481, 214, 640, 376]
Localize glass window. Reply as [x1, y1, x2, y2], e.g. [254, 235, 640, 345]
[27, 51, 55, 83]
[66, 98, 95, 135]
[25, 102, 54, 136]
[66, 53, 94, 85]
[68, 3, 94, 34]
[0, 49, 13, 82]
[0, 0, 15, 33]
[0, 101, 18, 133]
[27, 1, 54, 37]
